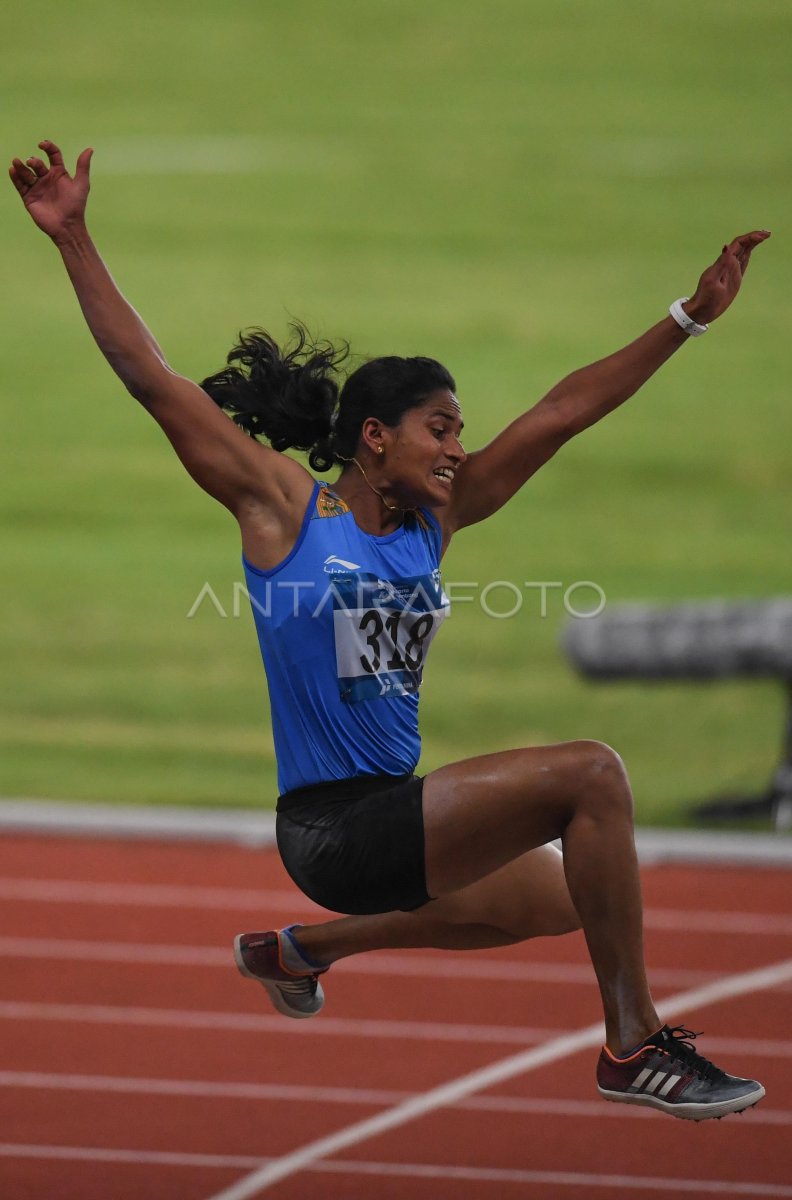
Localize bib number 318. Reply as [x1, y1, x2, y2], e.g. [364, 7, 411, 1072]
[358, 609, 435, 674]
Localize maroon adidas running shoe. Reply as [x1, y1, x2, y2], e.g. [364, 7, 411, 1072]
[234, 930, 328, 1020]
[597, 1024, 765, 1121]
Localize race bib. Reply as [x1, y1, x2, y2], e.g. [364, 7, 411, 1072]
[331, 570, 449, 703]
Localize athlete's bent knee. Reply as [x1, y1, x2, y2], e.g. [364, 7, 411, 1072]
[575, 739, 626, 777]
[575, 739, 633, 818]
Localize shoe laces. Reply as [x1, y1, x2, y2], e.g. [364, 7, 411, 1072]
[660, 1026, 726, 1083]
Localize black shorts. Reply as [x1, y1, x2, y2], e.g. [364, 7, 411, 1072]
[275, 773, 433, 915]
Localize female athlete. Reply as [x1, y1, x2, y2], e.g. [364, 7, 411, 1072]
[10, 139, 770, 1121]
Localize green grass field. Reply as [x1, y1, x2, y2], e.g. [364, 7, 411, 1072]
[1, 0, 790, 825]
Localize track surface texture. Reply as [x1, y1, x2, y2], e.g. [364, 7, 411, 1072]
[0, 833, 790, 1199]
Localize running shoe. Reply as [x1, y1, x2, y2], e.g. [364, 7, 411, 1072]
[234, 929, 328, 1020]
[597, 1024, 765, 1121]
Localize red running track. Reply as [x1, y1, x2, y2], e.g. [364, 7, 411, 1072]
[0, 833, 791, 1199]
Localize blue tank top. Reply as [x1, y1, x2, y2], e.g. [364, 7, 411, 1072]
[243, 481, 450, 794]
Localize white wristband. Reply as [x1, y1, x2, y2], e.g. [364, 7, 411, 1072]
[669, 297, 708, 337]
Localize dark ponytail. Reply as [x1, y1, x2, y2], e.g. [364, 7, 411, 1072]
[201, 323, 348, 459]
[202, 324, 455, 476]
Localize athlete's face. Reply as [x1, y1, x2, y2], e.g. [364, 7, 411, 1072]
[387, 390, 466, 507]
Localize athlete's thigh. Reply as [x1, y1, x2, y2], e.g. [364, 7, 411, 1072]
[428, 843, 580, 939]
[422, 740, 622, 896]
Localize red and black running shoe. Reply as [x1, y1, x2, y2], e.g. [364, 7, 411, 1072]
[234, 929, 328, 1020]
[597, 1024, 765, 1121]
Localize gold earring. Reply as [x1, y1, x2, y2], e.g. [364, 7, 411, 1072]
[377, 446, 384, 455]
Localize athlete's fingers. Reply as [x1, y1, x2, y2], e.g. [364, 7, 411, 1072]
[26, 156, 48, 179]
[736, 244, 757, 278]
[737, 230, 769, 243]
[74, 147, 93, 183]
[8, 157, 37, 194]
[726, 237, 757, 277]
[8, 164, 26, 195]
[38, 139, 64, 169]
[716, 232, 765, 283]
[727, 230, 770, 254]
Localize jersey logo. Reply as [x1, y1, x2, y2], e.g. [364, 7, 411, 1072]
[324, 555, 361, 573]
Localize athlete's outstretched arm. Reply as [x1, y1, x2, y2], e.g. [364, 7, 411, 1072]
[9, 140, 311, 519]
[445, 231, 770, 533]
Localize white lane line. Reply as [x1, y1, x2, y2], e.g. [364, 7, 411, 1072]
[1, 1144, 791, 1195]
[0, 1142, 261, 1169]
[2, 876, 792, 936]
[0, 937, 229, 968]
[0, 935, 717, 988]
[0, 1071, 400, 1107]
[203, 957, 792, 1199]
[0, 1000, 555, 1044]
[0, 877, 310, 913]
[2, 1070, 791, 1126]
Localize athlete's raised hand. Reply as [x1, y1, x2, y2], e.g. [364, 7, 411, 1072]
[685, 230, 771, 325]
[9, 139, 93, 241]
